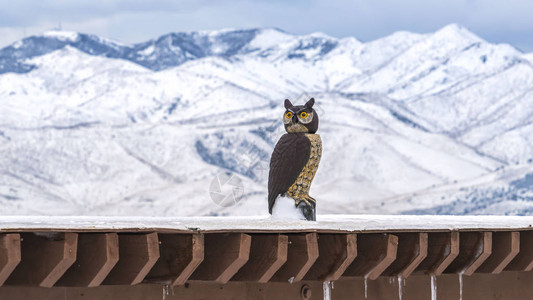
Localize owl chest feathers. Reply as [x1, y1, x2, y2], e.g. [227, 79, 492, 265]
[286, 133, 322, 204]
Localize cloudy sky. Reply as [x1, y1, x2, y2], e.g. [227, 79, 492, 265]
[1, 0, 532, 52]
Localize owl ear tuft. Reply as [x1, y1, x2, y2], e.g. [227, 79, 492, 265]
[305, 98, 315, 108]
[284, 99, 293, 109]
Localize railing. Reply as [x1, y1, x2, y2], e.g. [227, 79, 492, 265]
[0, 216, 532, 288]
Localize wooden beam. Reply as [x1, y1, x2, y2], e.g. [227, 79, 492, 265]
[57, 233, 119, 287]
[270, 233, 319, 283]
[189, 233, 251, 284]
[304, 234, 357, 281]
[5, 232, 77, 287]
[9, 272, 533, 299]
[382, 233, 428, 278]
[478, 232, 519, 274]
[415, 231, 459, 275]
[232, 234, 288, 283]
[103, 233, 159, 285]
[506, 231, 533, 271]
[145, 234, 204, 285]
[445, 232, 492, 276]
[0, 234, 21, 286]
[342, 233, 398, 280]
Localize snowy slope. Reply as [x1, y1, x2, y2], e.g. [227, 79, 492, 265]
[1, 24, 533, 217]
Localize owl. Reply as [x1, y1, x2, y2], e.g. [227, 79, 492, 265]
[268, 98, 322, 221]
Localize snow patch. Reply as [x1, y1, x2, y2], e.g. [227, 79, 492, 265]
[524, 53, 533, 63]
[42, 30, 79, 41]
[270, 195, 306, 220]
[139, 45, 155, 56]
[248, 28, 293, 49]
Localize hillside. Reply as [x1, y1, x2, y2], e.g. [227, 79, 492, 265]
[1, 24, 533, 216]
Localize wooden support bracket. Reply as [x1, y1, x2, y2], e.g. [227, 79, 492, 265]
[189, 233, 251, 284]
[382, 233, 428, 278]
[478, 232, 519, 274]
[445, 232, 492, 276]
[0, 234, 21, 286]
[506, 231, 533, 271]
[103, 232, 160, 285]
[57, 233, 119, 287]
[5, 232, 77, 287]
[232, 234, 288, 283]
[304, 234, 357, 281]
[270, 233, 319, 283]
[145, 233, 204, 285]
[343, 233, 398, 280]
[415, 231, 459, 275]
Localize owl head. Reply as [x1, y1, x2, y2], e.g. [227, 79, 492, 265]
[283, 98, 319, 134]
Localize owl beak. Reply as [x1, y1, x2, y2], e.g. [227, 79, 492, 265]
[292, 115, 298, 123]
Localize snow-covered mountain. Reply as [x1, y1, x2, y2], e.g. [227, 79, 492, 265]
[1, 24, 533, 216]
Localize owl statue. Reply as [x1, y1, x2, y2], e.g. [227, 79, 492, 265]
[268, 98, 322, 221]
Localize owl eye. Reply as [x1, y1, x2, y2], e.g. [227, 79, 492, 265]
[286, 112, 293, 119]
[300, 112, 308, 118]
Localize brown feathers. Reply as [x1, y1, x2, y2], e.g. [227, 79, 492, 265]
[268, 133, 311, 213]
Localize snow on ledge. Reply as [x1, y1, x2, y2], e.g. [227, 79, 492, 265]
[1, 215, 533, 233]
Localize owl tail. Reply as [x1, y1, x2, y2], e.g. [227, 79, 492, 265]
[296, 200, 316, 221]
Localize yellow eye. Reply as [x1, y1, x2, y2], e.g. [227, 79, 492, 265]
[286, 112, 293, 119]
[300, 112, 308, 118]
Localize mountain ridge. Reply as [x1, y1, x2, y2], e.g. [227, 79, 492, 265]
[1, 24, 533, 217]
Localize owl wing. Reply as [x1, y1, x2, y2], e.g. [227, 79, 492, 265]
[268, 133, 311, 213]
